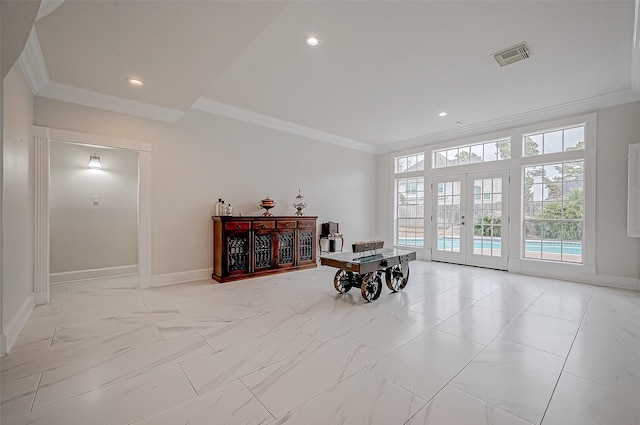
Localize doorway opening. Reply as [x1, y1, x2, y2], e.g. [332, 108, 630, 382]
[49, 142, 139, 284]
[431, 170, 510, 270]
[33, 126, 152, 305]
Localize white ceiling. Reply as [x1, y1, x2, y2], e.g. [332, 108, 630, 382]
[24, 1, 640, 152]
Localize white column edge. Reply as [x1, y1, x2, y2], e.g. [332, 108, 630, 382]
[34, 132, 50, 304]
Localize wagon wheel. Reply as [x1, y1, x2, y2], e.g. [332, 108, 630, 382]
[361, 272, 383, 302]
[385, 265, 409, 292]
[333, 269, 353, 293]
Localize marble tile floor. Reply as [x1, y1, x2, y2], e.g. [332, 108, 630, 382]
[2, 261, 640, 424]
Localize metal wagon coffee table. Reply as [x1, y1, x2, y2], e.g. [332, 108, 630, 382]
[319, 248, 416, 302]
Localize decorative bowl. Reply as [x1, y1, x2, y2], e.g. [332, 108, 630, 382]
[259, 197, 276, 216]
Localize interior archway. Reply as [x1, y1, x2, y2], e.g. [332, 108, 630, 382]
[33, 126, 152, 304]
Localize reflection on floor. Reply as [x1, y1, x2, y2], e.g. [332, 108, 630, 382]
[2, 261, 640, 424]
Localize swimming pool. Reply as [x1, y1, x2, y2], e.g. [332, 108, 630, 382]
[397, 238, 583, 256]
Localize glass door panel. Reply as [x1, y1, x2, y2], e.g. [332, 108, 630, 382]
[467, 171, 509, 269]
[432, 170, 509, 270]
[432, 176, 465, 264]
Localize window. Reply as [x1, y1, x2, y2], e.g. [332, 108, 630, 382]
[523, 124, 585, 263]
[395, 153, 424, 173]
[394, 152, 424, 247]
[473, 185, 492, 201]
[433, 138, 510, 168]
[395, 177, 424, 247]
[394, 114, 592, 272]
[524, 126, 584, 156]
[406, 181, 418, 195]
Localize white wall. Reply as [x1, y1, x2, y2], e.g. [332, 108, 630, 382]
[49, 142, 138, 274]
[34, 98, 377, 278]
[2, 63, 34, 353]
[0, 10, 4, 354]
[375, 152, 393, 245]
[377, 101, 640, 286]
[595, 101, 640, 280]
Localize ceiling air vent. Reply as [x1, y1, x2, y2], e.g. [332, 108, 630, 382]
[493, 42, 531, 67]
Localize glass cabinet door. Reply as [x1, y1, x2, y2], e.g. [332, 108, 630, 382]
[226, 232, 249, 275]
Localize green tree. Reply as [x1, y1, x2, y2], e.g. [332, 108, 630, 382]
[522, 136, 543, 203]
[536, 188, 583, 240]
[544, 178, 562, 201]
[455, 151, 482, 165]
[524, 136, 541, 156]
[545, 156, 583, 202]
[496, 140, 510, 159]
[567, 140, 585, 151]
[474, 215, 502, 237]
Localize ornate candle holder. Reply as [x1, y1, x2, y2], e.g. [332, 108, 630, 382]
[292, 189, 307, 216]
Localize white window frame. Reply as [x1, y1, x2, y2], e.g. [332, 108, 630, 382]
[432, 137, 512, 169]
[392, 149, 426, 249]
[515, 114, 596, 275]
[388, 113, 596, 278]
[395, 152, 425, 173]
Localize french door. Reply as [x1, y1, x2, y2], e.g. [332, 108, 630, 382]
[432, 170, 509, 270]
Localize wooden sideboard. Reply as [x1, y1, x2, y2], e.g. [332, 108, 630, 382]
[212, 215, 317, 282]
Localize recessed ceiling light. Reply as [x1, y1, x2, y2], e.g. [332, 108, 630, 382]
[306, 36, 319, 46]
[438, 112, 448, 117]
[127, 78, 143, 87]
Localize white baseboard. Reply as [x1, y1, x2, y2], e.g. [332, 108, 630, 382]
[394, 246, 430, 261]
[508, 258, 639, 290]
[34, 291, 50, 305]
[140, 275, 151, 290]
[50, 265, 138, 284]
[572, 274, 640, 291]
[151, 268, 212, 287]
[2, 294, 35, 355]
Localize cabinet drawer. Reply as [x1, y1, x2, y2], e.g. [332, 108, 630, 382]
[252, 221, 275, 230]
[276, 220, 296, 229]
[297, 220, 315, 228]
[224, 221, 250, 231]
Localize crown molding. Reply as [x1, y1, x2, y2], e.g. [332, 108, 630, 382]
[192, 97, 377, 154]
[36, 0, 65, 21]
[378, 89, 640, 154]
[632, 0, 640, 93]
[17, 28, 50, 94]
[37, 81, 184, 123]
[18, 26, 183, 123]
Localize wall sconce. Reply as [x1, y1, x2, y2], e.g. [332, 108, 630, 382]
[88, 154, 102, 169]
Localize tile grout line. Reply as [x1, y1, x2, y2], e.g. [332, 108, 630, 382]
[238, 377, 277, 421]
[561, 370, 640, 400]
[29, 372, 44, 413]
[538, 287, 596, 424]
[178, 362, 200, 396]
[365, 367, 431, 416]
[6, 265, 634, 424]
[394, 284, 550, 424]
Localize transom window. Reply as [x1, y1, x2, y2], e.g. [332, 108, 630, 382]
[395, 153, 424, 173]
[524, 126, 585, 156]
[433, 138, 510, 169]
